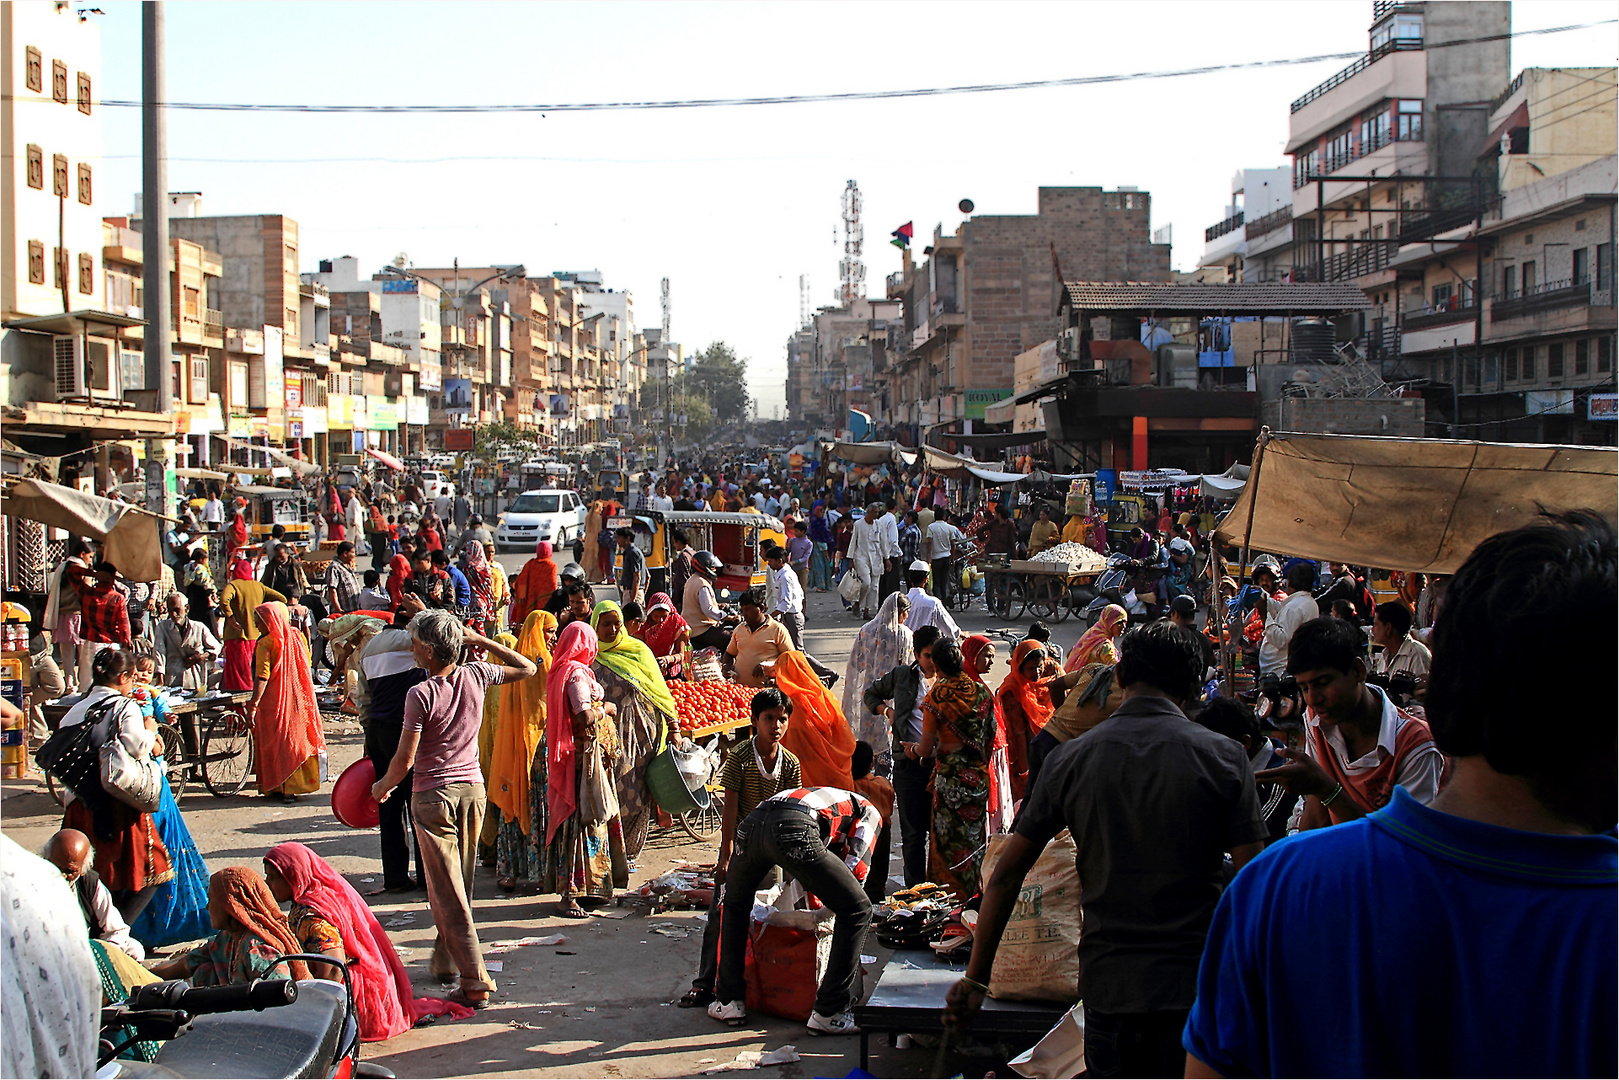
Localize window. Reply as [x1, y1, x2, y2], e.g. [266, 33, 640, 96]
[1432, 282, 1454, 310]
[52, 59, 68, 104]
[52, 247, 68, 289]
[27, 241, 45, 285]
[78, 253, 93, 295]
[1501, 264, 1517, 297]
[190, 357, 209, 404]
[26, 145, 43, 190]
[52, 154, 68, 197]
[1547, 342, 1564, 378]
[1522, 261, 1537, 292]
[1599, 337, 1613, 373]
[1360, 105, 1391, 154]
[1573, 248, 1590, 285]
[1293, 149, 1320, 190]
[1597, 243, 1612, 290]
[76, 72, 91, 115]
[1506, 348, 1518, 381]
[1522, 346, 1536, 380]
[1575, 339, 1589, 375]
[1483, 352, 1498, 385]
[77, 162, 92, 205]
[1396, 100, 1423, 141]
[183, 286, 200, 320]
[25, 46, 42, 92]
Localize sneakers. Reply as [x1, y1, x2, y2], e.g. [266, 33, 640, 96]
[806, 1009, 860, 1036]
[707, 998, 747, 1025]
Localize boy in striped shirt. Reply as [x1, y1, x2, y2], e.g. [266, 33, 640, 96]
[710, 783, 881, 1036]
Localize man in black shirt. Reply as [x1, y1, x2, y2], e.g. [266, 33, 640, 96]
[945, 621, 1267, 1078]
[356, 605, 429, 892]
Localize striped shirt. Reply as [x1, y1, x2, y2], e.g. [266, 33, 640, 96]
[721, 739, 802, 825]
[762, 787, 882, 884]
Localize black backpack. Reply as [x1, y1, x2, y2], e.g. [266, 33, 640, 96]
[35, 696, 120, 803]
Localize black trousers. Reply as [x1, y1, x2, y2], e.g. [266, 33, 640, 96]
[367, 721, 420, 889]
[930, 557, 952, 598]
[890, 754, 932, 886]
[1083, 1006, 1192, 1079]
[717, 803, 871, 1017]
[690, 624, 731, 652]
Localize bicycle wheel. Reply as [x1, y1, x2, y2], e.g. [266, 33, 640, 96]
[679, 787, 724, 843]
[157, 722, 188, 801]
[202, 706, 254, 797]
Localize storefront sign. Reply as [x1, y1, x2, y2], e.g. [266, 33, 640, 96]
[1589, 393, 1617, 421]
[964, 388, 1013, 421]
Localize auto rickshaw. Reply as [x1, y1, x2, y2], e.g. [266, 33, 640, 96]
[234, 485, 313, 545]
[1104, 492, 1148, 549]
[610, 510, 786, 600]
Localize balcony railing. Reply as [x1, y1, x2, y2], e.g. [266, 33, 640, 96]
[1292, 240, 1397, 283]
[1291, 39, 1422, 113]
[1245, 206, 1293, 239]
[1205, 211, 1245, 243]
[1491, 70, 1527, 113]
[1491, 279, 1592, 322]
[204, 309, 224, 333]
[1401, 297, 1478, 332]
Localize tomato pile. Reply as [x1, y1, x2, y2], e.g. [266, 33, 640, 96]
[669, 680, 756, 733]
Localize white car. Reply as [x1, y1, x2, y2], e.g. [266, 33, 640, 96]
[497, 489, 588, 552]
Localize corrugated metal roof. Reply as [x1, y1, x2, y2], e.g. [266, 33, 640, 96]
[1060, 281, 1372, 313]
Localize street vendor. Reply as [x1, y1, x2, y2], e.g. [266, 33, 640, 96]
[725, 588, 793, 688]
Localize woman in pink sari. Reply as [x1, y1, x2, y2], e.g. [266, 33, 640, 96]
[263, 842, 469, 1041]
[251, 601, 324, 800]
[961, 634, 1014, 831]
[541, 622, 622, 917]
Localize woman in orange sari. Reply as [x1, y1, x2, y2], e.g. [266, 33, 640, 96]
[997, 640, 1056, 800]
[251, 601, 324, 801]
[774, 650, 856, 790]
[510, 542, 559, 627]
[492, 610, 556, 892]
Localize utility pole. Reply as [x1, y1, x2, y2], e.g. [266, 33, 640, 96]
[142, 1, 173, 523]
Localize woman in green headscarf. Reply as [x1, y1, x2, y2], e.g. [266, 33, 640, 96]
[589, 600, 675, 859]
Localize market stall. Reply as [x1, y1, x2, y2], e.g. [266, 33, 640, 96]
[2, 477, 166, 582]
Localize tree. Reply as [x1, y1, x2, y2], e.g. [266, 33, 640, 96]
[668, 393, 715, 440]
[474, 420, 530, 460]
[688, 341, 752, 423]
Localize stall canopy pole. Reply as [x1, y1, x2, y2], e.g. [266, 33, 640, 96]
[1225, 429, 1269, 694]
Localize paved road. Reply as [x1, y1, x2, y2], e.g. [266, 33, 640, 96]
[1, 559, 1087, 1078]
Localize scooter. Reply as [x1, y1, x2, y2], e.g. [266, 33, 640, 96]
[96, 954, 393, 1080]
[1081, 554, 1149, 624]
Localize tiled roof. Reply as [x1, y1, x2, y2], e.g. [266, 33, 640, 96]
[1060, 281, 1373, 313]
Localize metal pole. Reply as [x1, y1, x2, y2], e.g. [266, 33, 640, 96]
[142, 1, 173, 533]
[1450, 341, 1460, 437]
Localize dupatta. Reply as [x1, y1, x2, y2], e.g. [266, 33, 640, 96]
[589, 600, 677, 722]
[489, 611, 554, 833]
[544, 622, 599, 842]
[252, 602, 324, 791]
[775, 651, 856, 790]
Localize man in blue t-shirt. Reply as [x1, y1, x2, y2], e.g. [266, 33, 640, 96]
[1184, 510, 1617, 1079]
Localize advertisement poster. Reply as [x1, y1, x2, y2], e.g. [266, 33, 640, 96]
[964, 388, 1013, 420]
[443, 378, 473, 413]
[549, 393, 571, 417]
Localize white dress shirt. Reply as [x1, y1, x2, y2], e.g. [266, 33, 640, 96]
[773, 564, 804, 615]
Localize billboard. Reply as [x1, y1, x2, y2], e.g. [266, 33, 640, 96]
[1589, 393, 1617, 421]
[964, 388, 1013, 421]
[444, 429, 475, 451]
[549, 394, 571, 417]
[443, 378, 473, 413]
[417, 361, 442, 392]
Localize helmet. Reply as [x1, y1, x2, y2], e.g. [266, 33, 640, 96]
[559, 562, 587, 584]
[1250, 554, 1282, 581]
[693, 551, 723, 576]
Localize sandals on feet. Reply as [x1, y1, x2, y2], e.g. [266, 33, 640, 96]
[556, 901, 590, 919]
[446, 987, 489, 1011]
[678, 987, 714, 1008]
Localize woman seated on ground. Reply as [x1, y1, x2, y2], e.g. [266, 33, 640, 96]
[148, 868, 309, 986]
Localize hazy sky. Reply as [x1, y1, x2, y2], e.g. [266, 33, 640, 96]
[88, 1, 1616, 416]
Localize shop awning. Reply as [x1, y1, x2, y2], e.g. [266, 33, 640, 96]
[1214, 432, 1619, 573]
[217, 436, 321, 476]
[922, 445, 1028, 483]
[829, 440, 907, 466]
[1196, 464, 1250, 497]
[365, 447, 404, 471]
[174, 467, 229, 482]
[3, 478, 164, 581]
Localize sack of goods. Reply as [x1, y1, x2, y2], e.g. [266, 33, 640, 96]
[980, 830, 1081, 1003]
[742, 882, 863, 1022]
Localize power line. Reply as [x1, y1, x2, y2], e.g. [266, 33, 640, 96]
[4, 20, 1610, 116]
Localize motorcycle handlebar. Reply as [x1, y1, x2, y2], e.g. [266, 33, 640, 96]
[129, 977, 298, 1015]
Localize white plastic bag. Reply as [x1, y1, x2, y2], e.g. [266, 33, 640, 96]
[577, 742, 620, 826]
[1008, 1002, 1086, 1079]
[837, 569, 864, 604]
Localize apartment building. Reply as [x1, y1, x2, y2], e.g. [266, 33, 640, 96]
[1199, 168, 1293, 283]
[783, 326, 815, 425]
[883, 187, 1171, 438]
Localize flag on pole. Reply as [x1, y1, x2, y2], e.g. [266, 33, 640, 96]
[890, 222, 913, 250]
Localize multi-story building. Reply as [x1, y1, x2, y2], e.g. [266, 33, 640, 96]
[797, 299, 900, 435]
[0, 1, 169, 483]
[783, 326, 816, 426]
[883, 187, 1171, 438]
[556, 271, 640, 434]
[1198, 168, 1293, 282]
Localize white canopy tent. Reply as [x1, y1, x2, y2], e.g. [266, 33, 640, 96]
[3, 478, 165, 581]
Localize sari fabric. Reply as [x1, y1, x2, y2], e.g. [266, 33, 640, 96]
[775, 651, 856, 790]
[128, 772, 210, 948]
[840, 593, 913, 775]
[252, 602, 325, 793]
[511, 542, 559, 626]
[1066, 605, 1127, 672]
[924, 673, 995, 898]
[190, 868, 309, 984]
[589, 600, 678, 726]
[544, 623, 598, 842]
[490, 612, 553, 833]
[642, 593, 688, 659]
[997, 640, 1055, 799]
[962, 634, 1014, 834]
[461, 541, 494, 629]
[385, 555, 411, 610]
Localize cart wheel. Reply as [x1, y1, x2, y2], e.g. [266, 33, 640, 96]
[1001, 577, 1027, 619]
[679, 787, 723, 842]
[1027, 578, 1059, 620]
[202, 705, 254, 797]
[157, 722, 188, 801]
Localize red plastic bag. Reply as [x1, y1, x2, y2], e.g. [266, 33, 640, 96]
[743, 922, 827, 1023]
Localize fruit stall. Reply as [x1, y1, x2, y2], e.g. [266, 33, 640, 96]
[668, 679, 756, 739]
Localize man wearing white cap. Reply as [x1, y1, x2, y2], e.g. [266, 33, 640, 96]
[902, 559, 960, 641]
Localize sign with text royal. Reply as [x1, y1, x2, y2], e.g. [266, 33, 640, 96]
[964, 388, 1012, 420]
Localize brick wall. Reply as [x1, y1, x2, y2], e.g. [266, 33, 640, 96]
[961, 188, 1170, 393]
[1263, 396, 1425, 436]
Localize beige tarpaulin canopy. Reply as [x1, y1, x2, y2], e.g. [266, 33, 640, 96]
[3, 478, 165, 581]
[829, 440, 908, 467]
[1214, 431, 1619, 574]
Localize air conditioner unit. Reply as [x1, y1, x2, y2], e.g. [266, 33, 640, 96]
[54, 334, 118, 401]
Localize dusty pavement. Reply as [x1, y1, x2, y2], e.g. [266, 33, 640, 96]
[1, 558, 1092, 1079]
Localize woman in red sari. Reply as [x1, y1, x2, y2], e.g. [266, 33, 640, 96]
[251, 601, 324, 801]
[385, 554, 412, 611]
[961, 634, 1014, 831]
[996, 640, 1056, 800]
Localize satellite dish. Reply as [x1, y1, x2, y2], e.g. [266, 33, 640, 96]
[958, 199, 975, 214]
[391, 252, 411, 269]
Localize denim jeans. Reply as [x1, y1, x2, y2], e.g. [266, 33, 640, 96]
[716, 802, 872, 1017]
[890, 754, 932, 886]
[1082, 1006, 1191, 1079]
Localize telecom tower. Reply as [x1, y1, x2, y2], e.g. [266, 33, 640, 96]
[838, 180, 865, 308]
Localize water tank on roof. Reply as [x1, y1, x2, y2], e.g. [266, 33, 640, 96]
[1289, 318, 1335, 365]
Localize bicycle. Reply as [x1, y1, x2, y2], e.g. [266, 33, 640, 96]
[200, 695, 256, 797]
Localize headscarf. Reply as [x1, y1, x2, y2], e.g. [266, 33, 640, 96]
[642, 592, 688, 658]
[489, 611, 554, 833]
[386, 554, 412, 609]
[252, 602, 324, 792]
[926, 672, 993, 755]
[775, 651, 856, 790]
[264, 843, 430, 1042]
[1065, 605, 1127, 672]
[841, 592, 914, 757]
[231, 557, 255, 581]
[998, 640, 1054, 734]
[961, 633, 1012, 830]
[227, 511, 249, 554]
[208, 868, 311, 981]
[511, 542, 559, 625]
[460, 539, 493, 622]
[544, 622, 599, 841]
[589, 600, 677, 723]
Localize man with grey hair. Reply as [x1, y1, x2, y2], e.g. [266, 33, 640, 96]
[156, 592, 220, 692]
[371, 609, 537, 1010]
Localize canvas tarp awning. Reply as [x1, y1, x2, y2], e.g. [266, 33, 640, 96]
[922, 445, 1028, 484]
[1197, 463, 1250, 497]
[830, 440, 907, 467]
[1214, 432, 1619, 574]
[217, 436, 321, 476]
[3, 478, 164, 581]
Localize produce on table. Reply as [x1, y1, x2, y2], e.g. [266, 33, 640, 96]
[668, 680, 756, 733]
[1027, 541, 1098, 565]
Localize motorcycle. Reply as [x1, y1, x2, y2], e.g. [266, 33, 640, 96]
[96, 954, 393, 1080]
[1081, 554, 1150, 624]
